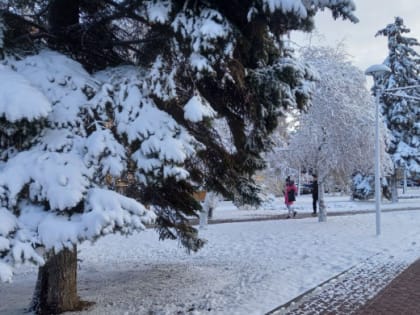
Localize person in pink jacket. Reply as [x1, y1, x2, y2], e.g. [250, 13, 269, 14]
[284, 179, 298, 218]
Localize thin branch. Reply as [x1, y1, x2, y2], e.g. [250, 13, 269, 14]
[3, 11, 48, 33]
[384, 85, 420, 92]
[9, 31, 55, 43]
[384, 92, 420, 101]
[109, 35, 166, 47]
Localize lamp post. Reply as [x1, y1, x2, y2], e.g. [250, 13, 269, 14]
[365, 64, 391, 236]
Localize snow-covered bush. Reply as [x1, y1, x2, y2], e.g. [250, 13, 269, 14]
[351, 173, 392, 201]
[351, 173, 374, 200]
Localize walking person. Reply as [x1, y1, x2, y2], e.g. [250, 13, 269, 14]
[312, 175, 319, 216]
[285, 179, 298, 218]
[280, 176, 290, 198]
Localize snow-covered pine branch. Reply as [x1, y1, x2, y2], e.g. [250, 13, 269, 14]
[0, 52, 157, 282]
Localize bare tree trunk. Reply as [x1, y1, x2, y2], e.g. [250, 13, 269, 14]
[318, 181, 327, 222]
[30, 245, 91, 315]
[390, 173, 399, 203]
[403, 168, 407, 194]
[47, 0, 81, 53]
[48, 0, 80, 33]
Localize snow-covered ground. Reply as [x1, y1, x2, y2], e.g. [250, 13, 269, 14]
[1, 190, 420, 315]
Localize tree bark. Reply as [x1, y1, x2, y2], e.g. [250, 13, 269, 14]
[390, 173, 399, 203]
[318, 181, 327, 222]
[30, 245, 90, 315]
[47, 0, 81, 54]
[48, 0, 80, 34]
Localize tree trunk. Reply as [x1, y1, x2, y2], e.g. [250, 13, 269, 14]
[30, 245, 89, 315]
[47, 0, 81, 53]
[318, 181, 327, 222]
[48, 0, 80, 34]
[390, 173, 399, 203]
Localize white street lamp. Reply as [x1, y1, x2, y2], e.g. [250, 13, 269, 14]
[365, 64, 391, 236]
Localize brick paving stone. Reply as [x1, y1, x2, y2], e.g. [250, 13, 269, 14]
[268, 253, 417, 315]
[355, 258, 420, 315]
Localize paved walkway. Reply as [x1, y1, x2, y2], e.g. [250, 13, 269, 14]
[267, 252, 414, 314]
[355, 258, 420, 314]
[266, 251, 420, 315]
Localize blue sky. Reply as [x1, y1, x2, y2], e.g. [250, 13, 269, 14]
[292, 0, 420, 72]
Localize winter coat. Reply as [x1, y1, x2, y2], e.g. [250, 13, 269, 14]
[284, 184, 298, 206]
[312, 180, 319, 200]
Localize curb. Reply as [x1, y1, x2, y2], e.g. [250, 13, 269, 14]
[201, 206, 420, 225]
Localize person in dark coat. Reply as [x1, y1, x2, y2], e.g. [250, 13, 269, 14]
[312, 175, 319, 216]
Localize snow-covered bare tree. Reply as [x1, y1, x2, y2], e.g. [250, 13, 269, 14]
[258, 114, 300, 197]
[374, 17, 420, 202]
[0, 1, 358, 313]
[285, 46, 392, 222]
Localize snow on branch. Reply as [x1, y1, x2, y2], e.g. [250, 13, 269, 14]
[33, 188, 156, 251]
[99, 65, 202, 184]
[261, 0, 307, 17]
[0, 50, 162, 282]
[257, 0, 358, 22]
[0, 150, 89, 210]
[0, 65, 51, 122]
[171, 8, 233, 75]
[183, 93, 216, 123]
[144, 0, 173, 24]
[0, 189, 156, 282]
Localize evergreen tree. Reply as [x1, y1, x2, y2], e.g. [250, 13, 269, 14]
[375, 17, 420, 193]
[0, 1, 357, 313]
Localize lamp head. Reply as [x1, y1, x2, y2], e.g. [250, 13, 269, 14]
[365, 64, 392, 77]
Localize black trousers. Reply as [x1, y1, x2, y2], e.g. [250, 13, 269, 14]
[312, 198, 318, 213]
